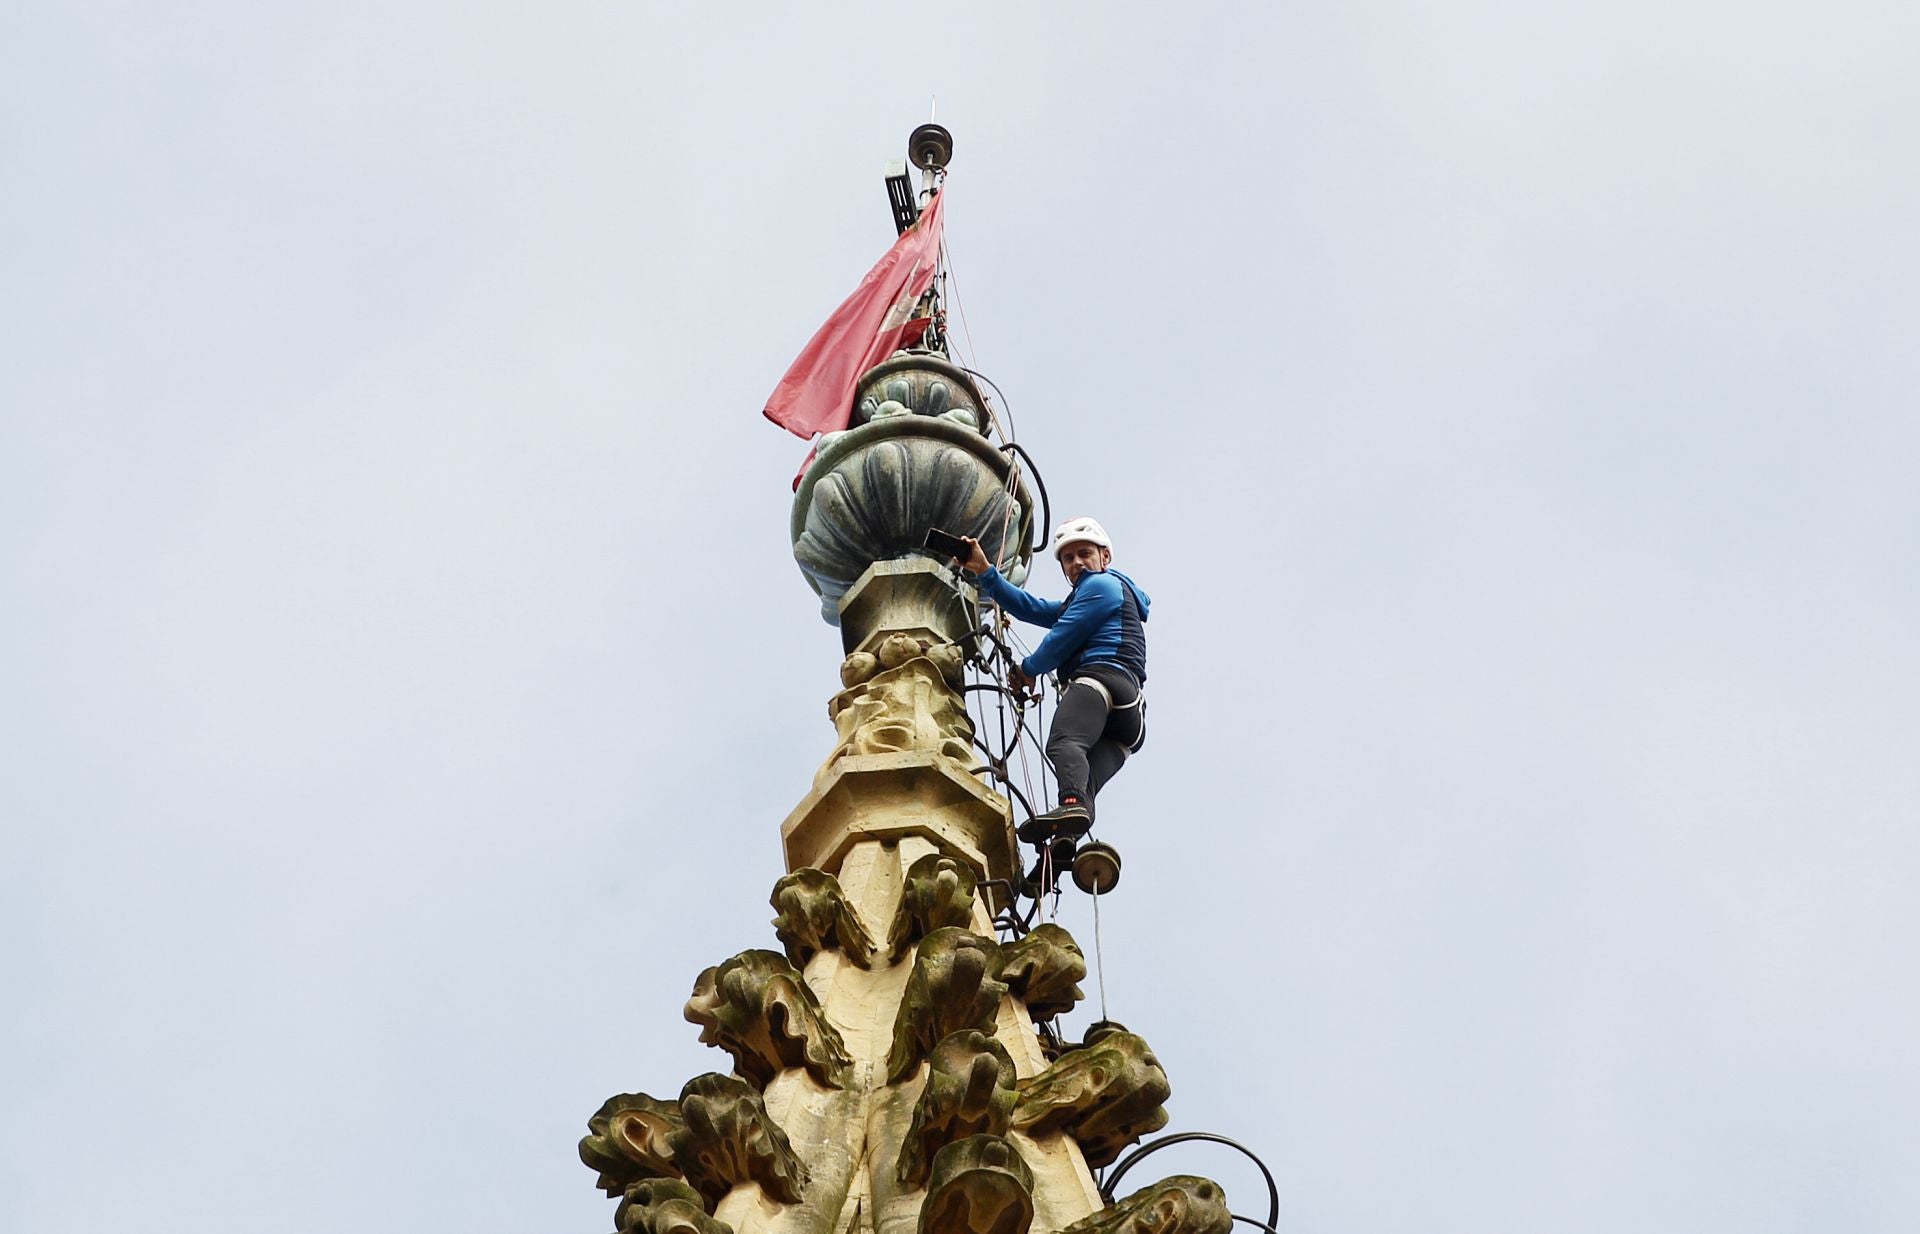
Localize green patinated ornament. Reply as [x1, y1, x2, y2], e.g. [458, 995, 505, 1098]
[792, 416, 1034, 624]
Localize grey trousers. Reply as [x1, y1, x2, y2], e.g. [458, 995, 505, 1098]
[1046, 663, 1146, 809]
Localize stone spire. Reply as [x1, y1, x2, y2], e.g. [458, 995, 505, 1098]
[579, 331, 1228, 1234]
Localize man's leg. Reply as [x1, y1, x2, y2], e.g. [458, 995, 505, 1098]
[1086, 670, 1145, 807]
[1087, 739, 1131, 800]
[1044, 679, 1112, 803]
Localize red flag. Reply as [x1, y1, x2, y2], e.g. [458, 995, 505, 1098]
[765, 187, 947, 443]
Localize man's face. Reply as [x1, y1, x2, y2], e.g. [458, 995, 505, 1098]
[1058, 541, 1111, 585]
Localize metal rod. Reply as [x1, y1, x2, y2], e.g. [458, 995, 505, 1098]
[1099, 1132, 1281, 1232]
[1230, 1216, 1284, 1234]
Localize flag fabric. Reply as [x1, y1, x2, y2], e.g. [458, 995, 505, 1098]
[764, 187, 947, 444]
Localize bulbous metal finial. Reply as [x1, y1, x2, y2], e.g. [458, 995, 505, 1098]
[909, 123, 954, 172]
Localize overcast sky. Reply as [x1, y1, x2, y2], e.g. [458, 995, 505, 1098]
[4, 4, 1917, 1233]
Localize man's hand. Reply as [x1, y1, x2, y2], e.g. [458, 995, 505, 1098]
[956, 536, 991, 576]
[1008, 664, 1038, 700]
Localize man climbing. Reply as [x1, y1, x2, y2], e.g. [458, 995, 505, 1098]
[954, 517, 1150, 846]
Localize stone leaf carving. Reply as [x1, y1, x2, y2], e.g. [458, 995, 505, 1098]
[771, 868, 878, 969]
[875, 632, 926, 671]
[618, 1179, 736, 1234]
[1059, 1177, 1232, 1234]
[887, 853, 980, 960]
[685, 949, 854, 1090]
[887, 927, 1008, 1083]
[997, 923, 1086, 1020]
[925, 642, 968, 687]
[581, 1092, 686, 1196]
[871, 633, 967, 687]
[674, 1072, 809, 1208]
[1010, 1030, 1171, 1168]
[896, 1031, 1018, 1188]
[918, 1134, 1035, 1234]
[823, 655, 975, 773]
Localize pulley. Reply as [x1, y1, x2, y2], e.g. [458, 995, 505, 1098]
[1071, 840, 1121, 895]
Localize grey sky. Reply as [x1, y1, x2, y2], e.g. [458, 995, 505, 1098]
[4, 4, 1916, 1232]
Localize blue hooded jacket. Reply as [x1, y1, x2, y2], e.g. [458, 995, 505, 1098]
[974, 565, 1150, 682]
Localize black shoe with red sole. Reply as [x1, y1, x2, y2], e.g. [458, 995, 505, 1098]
[1017, 800, 1092, 845]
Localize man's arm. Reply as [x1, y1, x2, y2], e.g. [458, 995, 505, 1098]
[955, 537, 1066, 626]
[1019, 573, 1122, 677]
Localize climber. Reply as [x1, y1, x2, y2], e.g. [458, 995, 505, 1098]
[952, 517, 1150, 844]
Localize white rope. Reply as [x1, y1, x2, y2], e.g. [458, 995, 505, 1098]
[1091, 879, 1110, 1020]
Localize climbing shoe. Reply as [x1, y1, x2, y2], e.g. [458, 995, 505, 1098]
[1025, 836, 1079, 896]
[1017, 796, 1092, 845]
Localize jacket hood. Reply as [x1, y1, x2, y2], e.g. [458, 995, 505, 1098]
[1106, 568, 1150, 621]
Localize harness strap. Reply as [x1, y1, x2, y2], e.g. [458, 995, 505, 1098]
[1067, 672, 1146, 710]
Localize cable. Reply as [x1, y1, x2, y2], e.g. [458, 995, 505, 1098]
[952, 359, 1018, 448]
[1100, 1134, 1282, 1232]
[1091, 878, 1110, 1021]
[996, 440, 1053, 557]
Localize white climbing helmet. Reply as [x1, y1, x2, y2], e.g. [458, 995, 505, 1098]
[1051, 516, 1113, 559]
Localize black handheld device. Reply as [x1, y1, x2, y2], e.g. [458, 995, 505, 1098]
[923, 528, 973, 561]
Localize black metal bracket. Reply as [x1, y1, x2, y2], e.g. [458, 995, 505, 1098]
[886, 170, 919, 235]
[1099, 1131, 1281, 1232]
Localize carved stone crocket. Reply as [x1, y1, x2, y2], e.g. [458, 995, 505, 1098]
[887, 854, 982, 960]
[617, 1179, 735, 1234]
[684, 948, 853, 1090]
[770, 868, 879, 969]
[896, 1030, 1018, 1187]
[1011, 1029, 1171, 1168]
[1057, 1176, 1232, 1234]
[997, 923, 1087, 1020]
[918, 1134, 1035, 1234]
[887, 927, 1008, 1083]
[673, 1072, 809, 1207]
